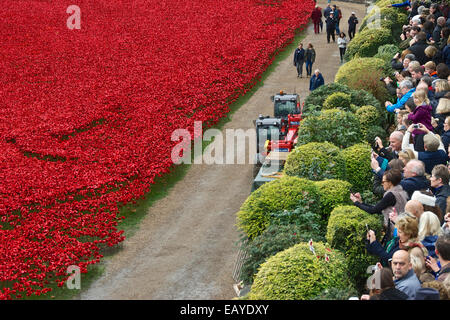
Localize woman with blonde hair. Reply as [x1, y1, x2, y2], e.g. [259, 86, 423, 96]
[398, 149, 416, 166]
[419, 211, 444, 258]
[410, 246, 435, 283]
[366, 213, 424, 266]
[407, 89, 434, 151]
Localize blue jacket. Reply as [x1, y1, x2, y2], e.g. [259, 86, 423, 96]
[391, 0, 411, 8]
[310, 73, 324, 91]
[386, 88, 415, 113]
[293, 48, 305, 64]
[417, 150, 448, 175]
[400, 175, 430, 198]
[395, 269, 422, 300]
[421, 235, 439, 259]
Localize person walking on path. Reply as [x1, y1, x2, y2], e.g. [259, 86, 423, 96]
[348, 12, 358, 40]
[293, 43, 305, 78]
[310, 69, 324, 91]
[305, 43, 316, 77]
[333, 5, 342, 35]
[337, 32, 348, 63]
[326, 12, 336, 43]
[311, 5, 322, 34]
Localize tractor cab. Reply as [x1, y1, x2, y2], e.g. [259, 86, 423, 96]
[254, 115, 283, 164]
[271, 91, 300, 119]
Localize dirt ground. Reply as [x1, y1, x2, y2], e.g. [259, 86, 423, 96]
[79, 0, 367, 300]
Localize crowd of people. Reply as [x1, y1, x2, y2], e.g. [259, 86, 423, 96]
[346, 0, 450, 300]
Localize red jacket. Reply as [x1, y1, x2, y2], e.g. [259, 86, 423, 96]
[311, 8, 322, 22]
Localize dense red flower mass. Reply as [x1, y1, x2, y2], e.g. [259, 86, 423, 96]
[0, 0, 314, 299]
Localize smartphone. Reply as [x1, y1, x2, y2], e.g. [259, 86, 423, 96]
[365, 223, 369, 232]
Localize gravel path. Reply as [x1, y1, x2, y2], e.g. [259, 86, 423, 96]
[79, 0, 367, 300]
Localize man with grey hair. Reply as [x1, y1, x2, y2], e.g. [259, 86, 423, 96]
[402, 123, 448, 174]
[392, 250, 422, 299]
[433, 16, 446, 44]
[386, 80, 416, 113]
[400, 159, 430, 198]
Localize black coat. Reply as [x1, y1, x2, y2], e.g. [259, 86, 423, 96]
[370, 287, 409, 300]
[348, 16, 358, 30]
[400, 175, 431, 199]
[433, 184, 450, 220]
[325, 16, 336, 30]
[293, 48, 305, 64]
[409, 40, 430, 65]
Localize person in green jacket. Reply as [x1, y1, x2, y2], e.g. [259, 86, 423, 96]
[305, 43, 316, 77]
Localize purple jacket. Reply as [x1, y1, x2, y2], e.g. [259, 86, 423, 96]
[408, 104, 433, 135]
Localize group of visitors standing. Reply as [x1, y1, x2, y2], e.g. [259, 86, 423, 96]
[294, 3, 360, 91]
[293, 42, 324, 91]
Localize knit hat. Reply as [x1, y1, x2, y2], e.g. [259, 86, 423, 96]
[411, 191, 436, 207]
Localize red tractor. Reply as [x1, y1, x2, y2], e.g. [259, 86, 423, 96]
[252, 91, 303, 190]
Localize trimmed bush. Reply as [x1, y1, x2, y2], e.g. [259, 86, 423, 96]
[303, 83, 381, 115]
[335, 57, 393, 104]
[312, 287, 359, 300]
[345, 27, 393, 60]
[236, 176, 320, 239]
[360, 6, 407, 34]
[248, 242, 352, 300]
[326, 205, 383, 292]
[356, 105, 381, 137]
[341, 143, 372, 192]
[284, 142, 346, 181]
[239, 224, 325, 286]
[323, 92, 352, 111]
[374, 44, 401, 64]
[314, 179, 352, 221]
[365, 125, 388, 146]
[296, 109, 363, 149]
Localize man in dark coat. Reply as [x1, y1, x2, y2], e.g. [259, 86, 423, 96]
[293, 43, 305, 78]
[326, 12, 336, 43]
[348, 12, 358, 40]
[433, 17, 446, 44]
[309, 69, 324, 91]
[430, 164, 450, 217]
[400, 159, 431, 198]
[409, 32, 431, 65]
[323, 3, 332, 19]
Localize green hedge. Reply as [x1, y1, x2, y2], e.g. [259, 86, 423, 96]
[335, 57, 393, 105]
[345, 27, 393, 60]
[239, 224, 325, 286]
[248, 242, 352, 300]
[284, 142, 346, 181]
[323, 92, 352, 111]
[356, 105, 381, 139]
[341, 143, 372, 192]
[303, 82, 382, 118]
[326, 205, 383, 292]
[374, 44, 401, 64]
[314, 179, 352, 221]
[236, 176, 320, 240]
[296, 109, 363, 149]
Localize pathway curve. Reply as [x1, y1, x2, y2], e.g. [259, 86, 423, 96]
[80, 0, 367, 300]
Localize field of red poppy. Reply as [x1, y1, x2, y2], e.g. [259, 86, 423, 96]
[0, 0, 314, 299]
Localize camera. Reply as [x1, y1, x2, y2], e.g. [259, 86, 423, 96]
[413, 124, 420, 129]
[379, 77, 385, 82]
